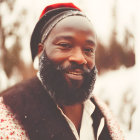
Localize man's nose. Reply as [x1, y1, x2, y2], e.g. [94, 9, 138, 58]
[68, 47, 87, 65]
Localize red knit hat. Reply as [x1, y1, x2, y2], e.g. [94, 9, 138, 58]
[30, 3, 81, 61]
[39, 3, 81, 19]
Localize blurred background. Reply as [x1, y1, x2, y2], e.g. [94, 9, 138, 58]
[0, 0, 139, 139]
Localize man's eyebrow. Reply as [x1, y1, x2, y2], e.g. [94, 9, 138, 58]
[53, 36, 74, 42]
[53, 35, 96, 46]
[85, 40, 96, 46]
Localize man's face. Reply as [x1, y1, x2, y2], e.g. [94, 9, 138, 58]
[39, 16, 97, 105]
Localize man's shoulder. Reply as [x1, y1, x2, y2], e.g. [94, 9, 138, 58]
[90, 95, 112, 116]
[0, 76, 41, 97]
[90, 95, 125, 140]
[0, 76, 47, 109]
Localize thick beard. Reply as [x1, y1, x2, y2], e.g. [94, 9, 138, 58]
[39, 51, 97, 106]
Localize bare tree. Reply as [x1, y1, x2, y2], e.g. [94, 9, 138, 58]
[0, 0, 35, 92]
[95, 0, 135, 74]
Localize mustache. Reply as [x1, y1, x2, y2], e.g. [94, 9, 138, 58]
[55, 63, 91, 74]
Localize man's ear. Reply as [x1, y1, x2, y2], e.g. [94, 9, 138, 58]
[38, 43, 43, 54]
[33, 43, 43, 70]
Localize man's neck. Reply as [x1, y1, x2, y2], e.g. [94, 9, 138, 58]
[61, 103, 83, 134]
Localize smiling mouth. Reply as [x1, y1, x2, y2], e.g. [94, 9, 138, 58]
[67, 71, 83, 75]
[65, 70, 84, 81]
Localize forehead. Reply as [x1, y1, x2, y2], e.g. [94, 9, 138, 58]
[46, 16, 96, 42]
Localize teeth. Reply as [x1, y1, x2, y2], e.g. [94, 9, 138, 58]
[68, 72, 82, 75]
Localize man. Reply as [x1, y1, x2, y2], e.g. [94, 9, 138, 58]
[0, 3, 124, 140]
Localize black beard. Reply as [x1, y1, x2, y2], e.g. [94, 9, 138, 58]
[39, 51, 97, 106]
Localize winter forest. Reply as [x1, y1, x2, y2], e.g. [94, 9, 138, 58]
[0, 0, 139, 139]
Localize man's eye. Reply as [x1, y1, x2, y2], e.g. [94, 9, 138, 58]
[84, 48, 95, 55]
[58, 43, 72, 48]
[84, 48, 94, 53]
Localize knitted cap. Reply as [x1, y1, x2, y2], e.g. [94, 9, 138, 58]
[30, 3, 81, 61]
